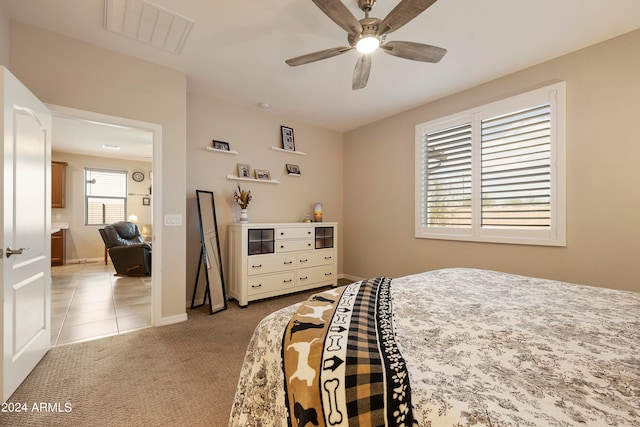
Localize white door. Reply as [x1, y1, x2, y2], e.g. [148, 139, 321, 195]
[1, 66, 51, 402]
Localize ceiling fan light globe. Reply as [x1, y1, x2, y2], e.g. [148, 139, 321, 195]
[356, 36, 379, 53]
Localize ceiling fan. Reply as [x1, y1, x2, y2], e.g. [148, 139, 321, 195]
[285, 0, 447, 90]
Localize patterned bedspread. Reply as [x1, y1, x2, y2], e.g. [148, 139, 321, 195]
[229, 268, 640, 426]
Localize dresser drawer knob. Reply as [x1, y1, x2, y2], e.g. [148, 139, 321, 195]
[325, 272, 332, 276]
[300, 259, 308, 263]
[300, 276, 308, 280]
[284, 261, 293, 265]
[251, 284, 262, 288]
[284, 279, 293, 283]
[325, 256, 332, 260]
[251, 264, 263, 268]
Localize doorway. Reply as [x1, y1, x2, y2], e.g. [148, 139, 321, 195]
[47, 104, 162, 341]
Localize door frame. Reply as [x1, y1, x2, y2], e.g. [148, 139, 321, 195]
[47, 104, 162, 325]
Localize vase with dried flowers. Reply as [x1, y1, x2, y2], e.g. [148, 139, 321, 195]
[233, 185, 252, 222]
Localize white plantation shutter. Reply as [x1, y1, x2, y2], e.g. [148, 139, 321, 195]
[415, 82, 565, 246]
[481, 104, 551, 228]
[85, 169, 127, 225]
[424, 122, 473, 227]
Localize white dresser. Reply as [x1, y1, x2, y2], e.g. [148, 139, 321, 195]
[228, 222, 338, 306]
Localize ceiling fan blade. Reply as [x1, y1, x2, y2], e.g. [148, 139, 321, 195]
[312, 0, 362, 37]
[352, 55, 372, 90]
[381, 41, 446, 62]
[379, 0, 438, 35]
[285, 46, 353, 67]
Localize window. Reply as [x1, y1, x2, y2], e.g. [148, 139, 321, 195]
[415, 82, 565, 246]
[85, 168, 128, 225]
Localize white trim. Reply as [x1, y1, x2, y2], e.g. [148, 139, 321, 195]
[414, 82, 566, 247]
[155, 313, 188, 326]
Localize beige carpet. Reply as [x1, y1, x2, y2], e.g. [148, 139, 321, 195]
[2, 286, 343, 427]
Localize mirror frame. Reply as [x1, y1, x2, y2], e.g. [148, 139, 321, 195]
[192, 190, 227, 314]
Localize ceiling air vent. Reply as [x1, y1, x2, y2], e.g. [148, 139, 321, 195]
[104, 0, 194, 54]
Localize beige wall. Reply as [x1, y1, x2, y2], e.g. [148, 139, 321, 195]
[0, 6, 8, 65]
[51, 152, 152, 262]
[344, 29, 640, 293]
[10, 22, 188, 321]
[186, 93, 344, 303]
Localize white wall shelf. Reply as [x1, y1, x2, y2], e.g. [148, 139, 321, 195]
[206, 146, 239, 155]
[271, 146, 307, 156]
[226, 175, 281, 184]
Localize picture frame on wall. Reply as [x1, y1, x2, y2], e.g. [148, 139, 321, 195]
[237, 163, 251, 178]
[281, 126, 295, 151]
[286, 164, 300, 175]
[212, 140, 230, 151]
[255, 169, 271, 180]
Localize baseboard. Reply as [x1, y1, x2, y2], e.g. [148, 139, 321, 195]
[64, 257, 104, 265]
[340, 273, 365, 282]
[155, 313, 188, 326]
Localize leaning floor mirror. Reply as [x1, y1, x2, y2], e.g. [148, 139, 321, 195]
[191, 190, 227, 314]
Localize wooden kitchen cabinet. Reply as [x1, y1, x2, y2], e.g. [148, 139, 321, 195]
[51, 230, 65, 266]
[51, 161, 68, 208]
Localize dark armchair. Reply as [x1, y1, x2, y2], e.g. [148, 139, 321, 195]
[99, 221, 151, 276]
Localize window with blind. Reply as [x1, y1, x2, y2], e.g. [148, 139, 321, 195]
[85, 168, 128, 225]
[415, 82, 566, 246]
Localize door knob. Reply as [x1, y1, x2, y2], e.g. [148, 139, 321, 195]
[6, 247, 28, 258]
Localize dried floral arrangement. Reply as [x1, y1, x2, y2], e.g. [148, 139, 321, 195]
[233, 185, 252, 209]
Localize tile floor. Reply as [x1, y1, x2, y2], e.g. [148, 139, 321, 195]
[51, 261, 152, 347]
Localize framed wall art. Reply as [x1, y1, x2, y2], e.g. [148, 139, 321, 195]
[281, 126, 295, 151]
[255, 169, 271, 180]
[237, 163, 251, 178]
[212, 140, 230, 151]
[286, 164, 300, 175]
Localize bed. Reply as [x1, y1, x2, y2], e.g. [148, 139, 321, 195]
[229, 268, 640, 426]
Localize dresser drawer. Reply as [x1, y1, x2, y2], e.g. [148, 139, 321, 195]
[247, 254, 296, 276]
[248, 272, 295, 296]
[296, 265, 335, 286]
[276, 227, 314, 240]
[277, 239, 314, 253]
[296, 249, 335, 268]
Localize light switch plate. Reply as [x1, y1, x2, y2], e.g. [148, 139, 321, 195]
[164, 214, 182, 226]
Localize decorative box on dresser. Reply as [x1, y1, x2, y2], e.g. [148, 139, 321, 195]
[228, 222, 338, 307]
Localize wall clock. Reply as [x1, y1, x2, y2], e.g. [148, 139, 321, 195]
[132, 171, 145, 182]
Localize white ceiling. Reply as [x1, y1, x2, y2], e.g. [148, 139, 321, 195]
[3, 0, 640, 158]
[52, 115, 153, 162]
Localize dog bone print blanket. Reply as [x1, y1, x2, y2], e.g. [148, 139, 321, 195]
[281, 277, 413, 427]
